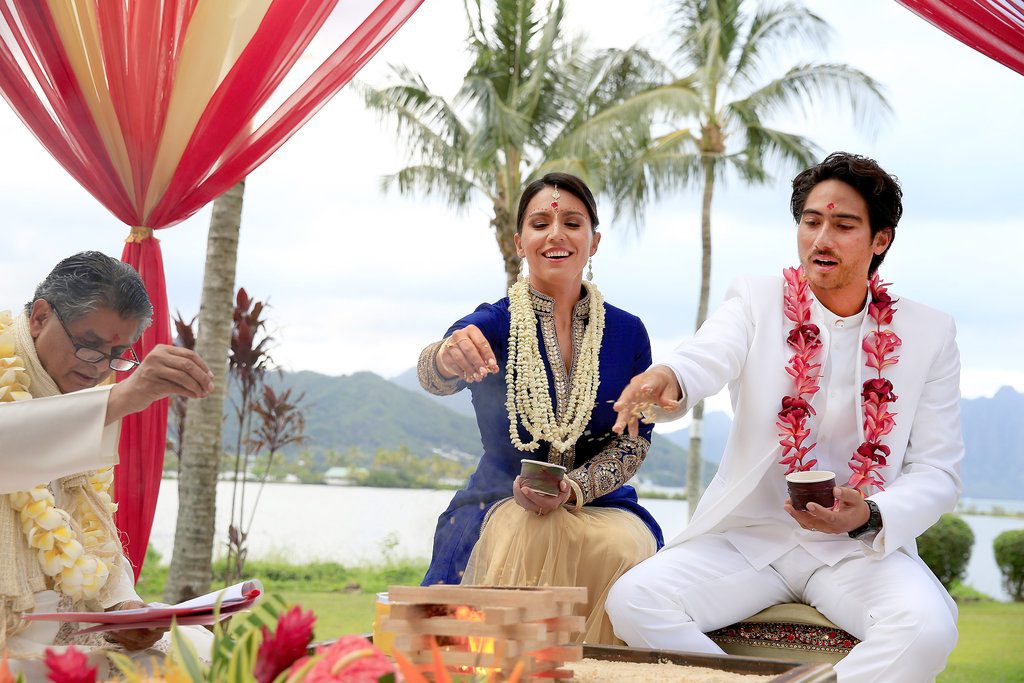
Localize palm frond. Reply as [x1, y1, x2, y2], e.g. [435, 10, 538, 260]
[730, 62, 891, 131]
[729, 2, 830, 89]
[359, 69, 468, 168]
[381, 164, 486, 209]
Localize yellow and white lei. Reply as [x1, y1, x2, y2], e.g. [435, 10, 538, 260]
[0, 311, 117, 601]
[505, 279, 605, 453]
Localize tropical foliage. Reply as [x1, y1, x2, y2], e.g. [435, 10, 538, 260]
[917, 514, 974, 589]
[362, 0, 669, 288]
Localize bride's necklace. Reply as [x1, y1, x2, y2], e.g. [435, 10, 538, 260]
[777, 267, 901, 494]
[505, 279, 605, 453]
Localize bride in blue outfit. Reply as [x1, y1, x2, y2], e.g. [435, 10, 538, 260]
[416, 172, 663, 644]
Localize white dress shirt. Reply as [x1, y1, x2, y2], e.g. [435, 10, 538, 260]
[715, 299, 869, 569]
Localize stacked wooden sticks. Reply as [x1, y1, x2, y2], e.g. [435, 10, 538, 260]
[383, 585, 588, 681]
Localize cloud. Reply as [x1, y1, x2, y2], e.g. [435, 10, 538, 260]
[1, 0, 1020, 401]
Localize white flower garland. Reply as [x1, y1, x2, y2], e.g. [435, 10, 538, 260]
[0, 311, 117, 600]
[505, 279, 605, 453]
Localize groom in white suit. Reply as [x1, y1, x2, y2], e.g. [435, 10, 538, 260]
[606, 152, 963, 683]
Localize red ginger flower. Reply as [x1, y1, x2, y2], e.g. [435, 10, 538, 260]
[255, 605, 317, 683]
[44, 647, 96, 683]
[301, 636, 395, 682]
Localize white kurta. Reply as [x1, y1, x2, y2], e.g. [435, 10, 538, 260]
[0, 385, 121, 493]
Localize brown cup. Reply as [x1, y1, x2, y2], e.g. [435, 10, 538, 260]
[520, 459, 567, 496]
[786, 470, 837, 512]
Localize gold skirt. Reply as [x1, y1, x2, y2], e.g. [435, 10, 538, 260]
[461, 500, 657, 644]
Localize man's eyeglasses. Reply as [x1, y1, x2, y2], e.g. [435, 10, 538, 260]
[48, 302, 141, 372]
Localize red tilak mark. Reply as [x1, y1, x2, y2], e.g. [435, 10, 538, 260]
[551, 202, 559, 210]
[826, 202, 835, 210]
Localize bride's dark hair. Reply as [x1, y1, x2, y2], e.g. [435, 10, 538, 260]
[516, 172, 600, 234]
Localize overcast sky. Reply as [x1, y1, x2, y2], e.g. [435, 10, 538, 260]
[1, 0, 1022, 420]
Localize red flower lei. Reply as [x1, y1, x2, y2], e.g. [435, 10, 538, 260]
[777, 267, 902, 494]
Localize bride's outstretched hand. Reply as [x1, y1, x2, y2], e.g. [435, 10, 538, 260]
[612, 365, 683, 437]
[514, 475, 570, 516]
[436, 325, 500, 382]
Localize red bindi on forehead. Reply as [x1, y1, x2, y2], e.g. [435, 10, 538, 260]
[550, 186, 560, 213]
[826, 202, 836, 210]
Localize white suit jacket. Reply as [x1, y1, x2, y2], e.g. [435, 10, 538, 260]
[658, 276, 964, 569]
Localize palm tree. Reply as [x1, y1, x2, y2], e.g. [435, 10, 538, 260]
[612, 0, 890, 514]
[165, 180, 245, 602]
[361, 0, 669, 290]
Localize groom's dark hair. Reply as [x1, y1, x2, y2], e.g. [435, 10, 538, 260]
[790, 152, 903, 276]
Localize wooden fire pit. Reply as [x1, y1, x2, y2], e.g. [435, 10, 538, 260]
[383, 585, 588, 681]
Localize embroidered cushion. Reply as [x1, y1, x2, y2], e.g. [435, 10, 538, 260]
[707, 602, 858, 665]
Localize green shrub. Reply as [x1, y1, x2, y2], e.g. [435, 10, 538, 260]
[994, 529, 1024, 602]
[917, 514, 974, 589]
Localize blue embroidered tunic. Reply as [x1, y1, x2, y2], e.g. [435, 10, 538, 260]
[417, 288, 664, 586]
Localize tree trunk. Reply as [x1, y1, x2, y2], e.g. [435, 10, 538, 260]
[686, 160, 715, 519]
[164, 180, 244, 602]
[492, 193, 520, 292]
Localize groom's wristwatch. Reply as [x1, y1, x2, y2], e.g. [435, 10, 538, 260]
[848, 499, 883, 539]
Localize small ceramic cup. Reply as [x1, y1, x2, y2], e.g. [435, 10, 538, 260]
[520, 459, 567, 496]
[785, 470, 837, 512]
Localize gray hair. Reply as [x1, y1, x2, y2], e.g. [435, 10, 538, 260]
[25, 251, 154, 342]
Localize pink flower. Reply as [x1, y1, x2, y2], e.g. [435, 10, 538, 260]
[868, 274, 898, 325]
[863, 401, 897, 439]
[303, 636, 395, 683]
[44, 647, 96, 683]
[255, 605, 317, 683]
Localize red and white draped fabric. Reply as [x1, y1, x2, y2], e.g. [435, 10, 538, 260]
[0, 0, 424, 579]
[895, 0, 1024, 76]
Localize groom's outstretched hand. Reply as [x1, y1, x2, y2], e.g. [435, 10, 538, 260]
[612, 365, 682, 437]
[785, 486, 871, 534]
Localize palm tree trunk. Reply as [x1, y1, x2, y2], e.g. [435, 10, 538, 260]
[686, 160, 715, 518]
[164, 180, 245, 602]
[492, 195, 520, 292]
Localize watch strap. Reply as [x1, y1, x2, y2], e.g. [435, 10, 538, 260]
[848, 499, 882, 539]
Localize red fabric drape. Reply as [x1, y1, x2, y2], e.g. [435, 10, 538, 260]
[117, 235, 171, 579]
[895, 0, 1024, 76]
[0, 0, 425, 579]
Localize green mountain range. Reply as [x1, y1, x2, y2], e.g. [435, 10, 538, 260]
[224, 369, 716, 487]
[223, 369, 1023, 497]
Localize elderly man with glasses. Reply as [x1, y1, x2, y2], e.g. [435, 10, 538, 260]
[0, 251, 213, 674]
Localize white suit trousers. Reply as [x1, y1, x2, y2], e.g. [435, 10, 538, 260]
[606, 534, 957, 683]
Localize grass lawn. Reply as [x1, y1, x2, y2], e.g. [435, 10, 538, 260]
[269, 592, 1024, 682]
[137, 557, 1023, 680]
[939, 601, 1024, 683]
[279, 591, 378, 642]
